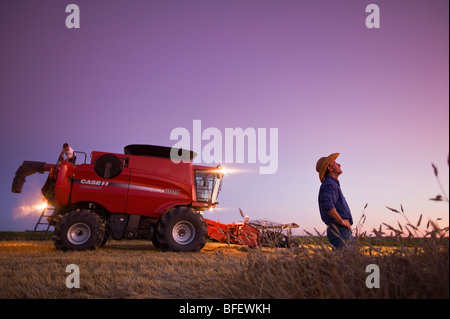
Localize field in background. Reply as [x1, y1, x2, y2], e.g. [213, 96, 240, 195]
[1, 228, 448, 299]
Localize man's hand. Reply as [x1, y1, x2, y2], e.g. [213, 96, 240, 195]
[327, 208, 352, 230]
[340, 219, 352, 230]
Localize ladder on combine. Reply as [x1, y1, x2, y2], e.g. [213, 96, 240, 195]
[30, 206, 55, 240]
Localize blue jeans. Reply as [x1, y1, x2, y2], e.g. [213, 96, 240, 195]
[327, 224, 354, 250]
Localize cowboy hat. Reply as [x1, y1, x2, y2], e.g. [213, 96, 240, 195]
[316, 153, 339, 182]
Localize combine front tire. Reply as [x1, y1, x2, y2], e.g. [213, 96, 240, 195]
[156, 207, 207, 252]
[53, 210, 105, 251]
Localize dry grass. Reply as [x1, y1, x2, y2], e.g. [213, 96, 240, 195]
[1, 222, 448, 299]
[0, 241, 244, 299]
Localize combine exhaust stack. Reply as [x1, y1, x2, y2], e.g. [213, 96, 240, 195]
[11, 161, 52, 193]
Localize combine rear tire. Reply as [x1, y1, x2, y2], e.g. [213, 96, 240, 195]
[156, 206, 207, 252]
[53, 210, 105, 251]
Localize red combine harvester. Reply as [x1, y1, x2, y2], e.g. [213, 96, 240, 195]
[12, 144, 260, 251]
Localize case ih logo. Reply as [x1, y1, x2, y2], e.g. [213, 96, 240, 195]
[80, 179, 110, 186]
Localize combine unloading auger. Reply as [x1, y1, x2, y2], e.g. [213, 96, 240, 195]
[12, 161, 54, 194]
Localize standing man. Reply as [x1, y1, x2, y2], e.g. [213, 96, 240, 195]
[60, 143, 76, 164]
[316, 153, 353, 250]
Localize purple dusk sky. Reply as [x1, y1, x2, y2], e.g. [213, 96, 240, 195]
[0, 0, 448, 234]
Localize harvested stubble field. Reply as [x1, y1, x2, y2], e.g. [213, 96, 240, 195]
[0, 232, 448, 299]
